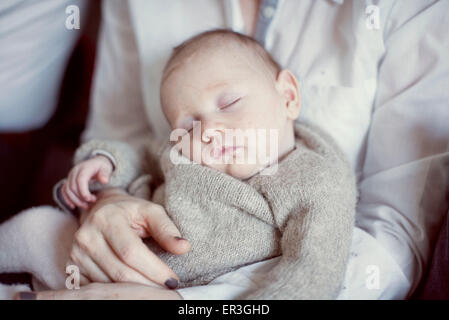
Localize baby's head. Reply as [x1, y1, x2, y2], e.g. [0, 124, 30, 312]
[160, 29, 301, 179]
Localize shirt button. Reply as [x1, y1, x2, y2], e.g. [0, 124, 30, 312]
[262, 6, 275, 19]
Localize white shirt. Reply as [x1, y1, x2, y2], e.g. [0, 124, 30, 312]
[83, 0, 449, 299]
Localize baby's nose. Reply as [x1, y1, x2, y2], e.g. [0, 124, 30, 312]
[200, 118, 226, 144]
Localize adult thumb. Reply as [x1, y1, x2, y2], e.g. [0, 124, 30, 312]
[141, 203, 191, 255]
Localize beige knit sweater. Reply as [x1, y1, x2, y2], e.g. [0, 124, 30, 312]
[73, 120, 357, 299]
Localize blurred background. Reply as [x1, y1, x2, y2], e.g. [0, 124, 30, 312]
[0, 0, 100, 222]
[0, 0, 101, 285]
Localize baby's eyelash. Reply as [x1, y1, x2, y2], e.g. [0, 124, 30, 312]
[219, 97, 241, 110]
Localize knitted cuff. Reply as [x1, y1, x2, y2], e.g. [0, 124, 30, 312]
[74, 139, 142, 191]
[90, 149, 117, 171]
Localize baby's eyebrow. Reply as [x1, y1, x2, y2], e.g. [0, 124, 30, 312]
[205, 82, 230, 92]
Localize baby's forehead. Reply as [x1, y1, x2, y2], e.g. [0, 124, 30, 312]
[162, 57, 253, 103]
[163, 39, 256, 78]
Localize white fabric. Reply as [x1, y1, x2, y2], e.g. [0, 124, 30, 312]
[0, 206, 78, 300]
[83, 0, 449, 299]
[179, 228, 411, 300]
[0, 206, 78, 290]
[0, 0, 87, 132]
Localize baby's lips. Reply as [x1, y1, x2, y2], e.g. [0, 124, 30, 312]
[211, 145, 244, 160]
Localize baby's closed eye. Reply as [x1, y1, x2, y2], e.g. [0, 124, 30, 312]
[218, 96, 241, 109]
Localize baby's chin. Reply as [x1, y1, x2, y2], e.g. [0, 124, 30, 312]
[198, 151, 281, 180]
[209, 163, 264, 181]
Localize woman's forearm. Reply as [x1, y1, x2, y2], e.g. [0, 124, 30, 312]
[17, 282, 184, 300]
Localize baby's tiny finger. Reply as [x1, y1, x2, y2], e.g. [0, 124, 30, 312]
[77, 171, 93, 202]
[66, 186, 88, 209]
[62, 183, 75, 209]
[68, 175, 89, 209]
[98, 170, 110, 184]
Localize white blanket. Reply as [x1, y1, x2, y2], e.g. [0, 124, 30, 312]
[0, 206, 78, 298]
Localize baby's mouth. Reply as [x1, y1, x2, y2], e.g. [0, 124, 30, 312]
[212, 146, 242, 159]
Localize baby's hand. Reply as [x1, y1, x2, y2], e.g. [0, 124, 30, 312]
[61, 155, 113, 210]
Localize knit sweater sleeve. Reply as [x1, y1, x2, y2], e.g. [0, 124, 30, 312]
[243, 197, 355, 299]
[73, 139, 144, 191]
[240, 124, 357, 300]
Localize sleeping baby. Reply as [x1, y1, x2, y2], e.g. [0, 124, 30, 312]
[1, 29, 357, 299]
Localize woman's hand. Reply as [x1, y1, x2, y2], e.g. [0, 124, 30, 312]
[68, 187, 191, 289]
[16, 282, 183, 300]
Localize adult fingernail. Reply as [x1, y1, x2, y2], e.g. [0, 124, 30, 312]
[174, 236, 187, 241]
[164, 278, 179, 289]
[17, 292, 36, 300]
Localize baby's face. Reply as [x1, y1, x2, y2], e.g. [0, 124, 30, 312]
[161, 44, 300, 179]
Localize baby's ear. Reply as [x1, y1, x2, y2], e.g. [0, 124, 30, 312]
[275, 69, 301, 120]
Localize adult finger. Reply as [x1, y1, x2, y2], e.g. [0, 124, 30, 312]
[81, 232, 163, 288]
[69, 242, 111, 283]
[15, 289, 81, 300]
[103, 216, 180, 289]
[65, 257, 91, 287]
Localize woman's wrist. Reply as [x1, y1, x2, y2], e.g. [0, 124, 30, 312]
[96, 187, 129, 199]
[79, 188, 129, 225]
